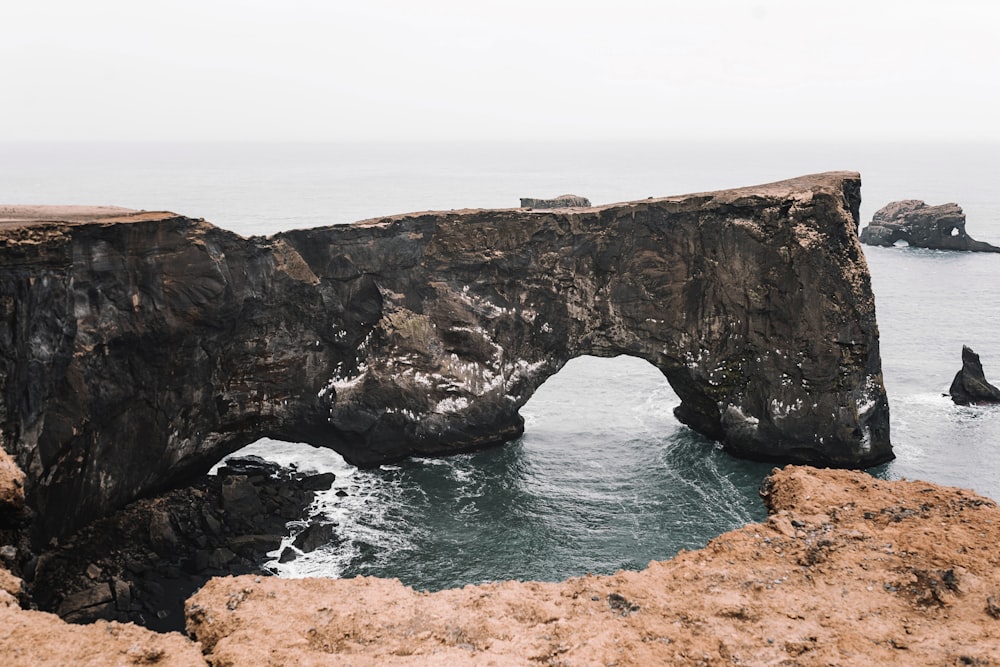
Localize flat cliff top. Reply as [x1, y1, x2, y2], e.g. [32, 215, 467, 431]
[337, 171, 861, 227]
[1, 171, 860, 234]
[0, 205, 175, 229]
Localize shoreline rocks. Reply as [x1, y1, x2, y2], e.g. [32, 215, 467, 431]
[28, 456, 334, 632]
[859, 199, 1000, 252]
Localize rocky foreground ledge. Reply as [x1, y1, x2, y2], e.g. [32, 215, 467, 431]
[1, 172, 890, 544]
[3, 461, 1000, 665]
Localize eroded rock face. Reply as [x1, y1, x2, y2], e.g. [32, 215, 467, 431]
[0, 173, 891, 541]
[949, 346, 1000, 405]
[29, 455, 332, 632]
[859, 200, 1000, 252]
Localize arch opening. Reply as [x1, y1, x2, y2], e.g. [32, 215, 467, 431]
[215, 355, 771, 592]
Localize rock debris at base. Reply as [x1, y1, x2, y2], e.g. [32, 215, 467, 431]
[27, 456, 335, 633]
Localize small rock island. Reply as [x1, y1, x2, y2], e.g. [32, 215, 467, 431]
[950, 346, 1000, 405]
[859, 199, 1000, 252]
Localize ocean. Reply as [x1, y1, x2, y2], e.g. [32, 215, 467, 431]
[3, 140, 999, 590]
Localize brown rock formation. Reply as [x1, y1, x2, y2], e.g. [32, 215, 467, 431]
[0, 448, 24, 512]
[0, 172, 891, 544]
[0, 602, 205, 667]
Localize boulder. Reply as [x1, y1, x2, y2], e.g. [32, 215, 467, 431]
[291, 522, 339, 553]
[859, 200, 1000, 252]
[949, 346, 1000, 405]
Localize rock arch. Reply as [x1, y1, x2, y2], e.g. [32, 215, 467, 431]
[0, 172, 891, 540]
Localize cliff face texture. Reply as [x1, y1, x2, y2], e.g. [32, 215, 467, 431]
[0, 172, 890, 540]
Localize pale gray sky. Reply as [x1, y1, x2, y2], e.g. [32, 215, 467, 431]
[3, 0, 998, 142]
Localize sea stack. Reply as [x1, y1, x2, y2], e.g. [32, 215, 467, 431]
[949, 346, 1000, 405]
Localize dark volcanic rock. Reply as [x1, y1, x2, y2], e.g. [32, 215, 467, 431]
[949, 346, 1000, 405]
[519, 194, 592, 208]
[29, 458, 321, 632]
[859, 200, 1000, 252]
[0, 174, 892, 545]
[292, 522, 339, 553]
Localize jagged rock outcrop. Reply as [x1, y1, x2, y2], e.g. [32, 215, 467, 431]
[859, 200, 1000, 251]
[29, 455, 335, 632]
[949, 346, 1000, 405]
[519, 194, 591, 208]
[0, 172, 891, 542]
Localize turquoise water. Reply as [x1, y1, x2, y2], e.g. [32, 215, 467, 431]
[4, 140, 1000, 590]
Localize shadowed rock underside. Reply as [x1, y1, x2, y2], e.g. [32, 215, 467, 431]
[0, 172, 890, 540]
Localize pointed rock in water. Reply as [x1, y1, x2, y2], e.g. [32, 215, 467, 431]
[859, 200, 1000, 252]
[949, 346, 1000, 405]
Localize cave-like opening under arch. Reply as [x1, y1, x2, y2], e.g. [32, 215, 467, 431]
[221, 355, 773, 590]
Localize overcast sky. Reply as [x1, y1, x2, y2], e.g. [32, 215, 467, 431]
[3, 1, 998, 142]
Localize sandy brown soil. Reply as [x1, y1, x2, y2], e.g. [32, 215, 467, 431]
[0, 602, 206, 667]
[0, 448, 24, 511]
[0, 205, 183, 233]
[0, 204, 137, 223]
[187, 466, 1000, 666]
[3, 464, 1000, 665]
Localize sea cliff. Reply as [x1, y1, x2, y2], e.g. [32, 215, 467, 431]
[1, 172, 890, 544]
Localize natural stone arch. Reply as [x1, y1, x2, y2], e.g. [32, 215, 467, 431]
[0, 172, 891, 540]
[306, 174, 888, 470]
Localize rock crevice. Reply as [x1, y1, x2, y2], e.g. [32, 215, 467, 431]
[0, 173, 891, 541]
